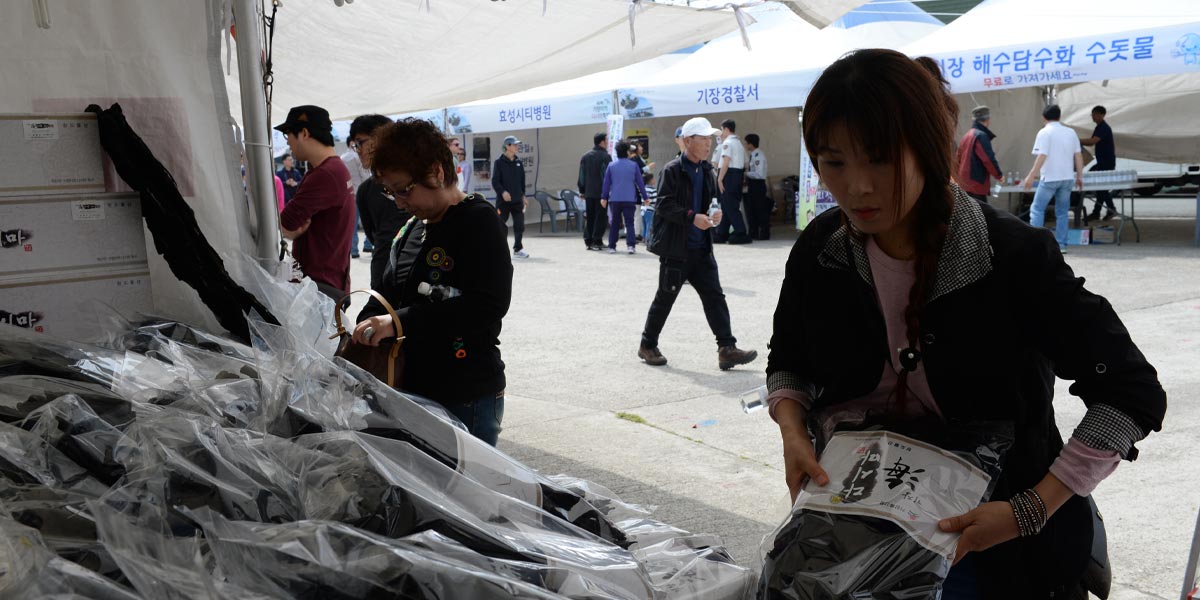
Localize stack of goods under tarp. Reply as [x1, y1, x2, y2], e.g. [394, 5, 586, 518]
[0, 255, 755, 600]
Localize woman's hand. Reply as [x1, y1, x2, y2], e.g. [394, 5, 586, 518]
[781, 429, 827, 502]
[352, 314, 395, 347]
[776, 398, 827, 502]
[938, 501, 1020, 564]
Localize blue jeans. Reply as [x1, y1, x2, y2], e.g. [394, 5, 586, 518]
[1030, 179, 1072, 248]
[444, 393, 505, 446]
[641, 208, 654, 240]
[351, 206, 373, 254]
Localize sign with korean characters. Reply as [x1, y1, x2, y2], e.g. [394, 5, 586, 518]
[797, 431, 992, 558]
[796, 138, 837, 231]
[448, 92, 613, 135]
[619, 70, 817, 121]
[927, 23, 1200, 94]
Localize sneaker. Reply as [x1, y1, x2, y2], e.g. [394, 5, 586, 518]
[364, 246, 374, 253]
[718, 345, 758, 370]
[627, 246, 636, 254]
[607, 248, 617, 254]
[514, 249, 530, 259]
[1059, 246, 1069, 255]
[638, 345, 668, 366]
[727, 233, 754, 245]
[1103, 211, 1116, 221]
[586, 245, 598, 251]
[351, 252, 360, 259]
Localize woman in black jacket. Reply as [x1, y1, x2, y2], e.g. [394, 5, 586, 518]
[354, 118, 513, 445]
[766, 49, 1165, 598]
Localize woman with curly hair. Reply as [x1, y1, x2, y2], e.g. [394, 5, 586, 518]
[354, 118, 513, 445]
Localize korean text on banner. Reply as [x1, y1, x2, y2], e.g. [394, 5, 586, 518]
[927, 23, 1200, 94]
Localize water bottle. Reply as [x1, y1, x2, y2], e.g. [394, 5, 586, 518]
[417, 281, 462, 301]
[708, 198, 722, 220]
[991, 182, 1002, 198]
[740, 385, 768, 414]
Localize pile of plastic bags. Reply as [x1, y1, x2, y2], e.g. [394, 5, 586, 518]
[0, 256, 755, 599]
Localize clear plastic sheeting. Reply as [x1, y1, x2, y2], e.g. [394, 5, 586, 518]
[0, 254, 753, 599]
[757, 426, 1011, 599]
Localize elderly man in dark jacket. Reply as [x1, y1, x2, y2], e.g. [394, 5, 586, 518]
[492, 136, 529, 258]
[955, 105, 1003, 202]
[639, 117, 757, 370]
[578, 132, 612, 250]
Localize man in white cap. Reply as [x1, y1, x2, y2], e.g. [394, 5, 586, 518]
[638, 117, 758, 371]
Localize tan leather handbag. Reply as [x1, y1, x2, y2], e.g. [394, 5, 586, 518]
[332, 289, 405, 389]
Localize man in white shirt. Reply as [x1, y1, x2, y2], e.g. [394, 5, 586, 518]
[744, 133, 771, 240]
[449, 137, 471, 192]
[714, 119, 752, 244]
[1022, 104, 1084, 252]
[342, 144, 374, 257]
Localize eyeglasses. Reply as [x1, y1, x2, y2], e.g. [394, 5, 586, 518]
[380, 179, 417, 201]
[349, 138, 372, 152]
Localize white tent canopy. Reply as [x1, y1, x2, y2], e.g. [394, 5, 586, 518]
[902, 0, 1200, 93]
[618, 1, 942, 119]
[1059, 73, 1200, 165]
[224, 0, 746, 123]
[450, 0, 944, 132]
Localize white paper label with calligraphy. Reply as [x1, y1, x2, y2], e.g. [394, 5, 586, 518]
[799, 430, 992, 558]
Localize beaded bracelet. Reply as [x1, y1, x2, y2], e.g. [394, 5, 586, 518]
[1009, 489, 1048, 537]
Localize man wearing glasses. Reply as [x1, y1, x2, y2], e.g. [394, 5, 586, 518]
[276, 105, 356, 300]
[343, 130, 375, 258]
[491, 135, 530, 259]
[350, 114, 407, 290]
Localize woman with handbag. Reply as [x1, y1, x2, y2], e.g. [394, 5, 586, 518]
[352, 118, 513, 446]
[764, 49, 1166, 598]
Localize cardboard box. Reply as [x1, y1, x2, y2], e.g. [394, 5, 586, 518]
[1067, 228, 1091, 246]
[0, 114, 106, 197]
[1091, 225, 1116, 244]
[0, 193, 146, 276]
[0, 266, 152, 340]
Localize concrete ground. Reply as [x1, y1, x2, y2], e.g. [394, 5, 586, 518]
[348, 197, 1200, 599]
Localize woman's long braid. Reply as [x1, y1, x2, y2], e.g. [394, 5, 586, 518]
[895, 186, 952, 412]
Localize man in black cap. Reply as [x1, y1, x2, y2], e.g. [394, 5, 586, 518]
[492, 135, 529, 258]
[275, 105, 356, 298]
[577, 132, 611, 250]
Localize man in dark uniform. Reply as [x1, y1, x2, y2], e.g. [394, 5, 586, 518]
[1081, 105, 1117, 222]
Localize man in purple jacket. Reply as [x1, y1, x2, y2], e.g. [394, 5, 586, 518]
[601, 140, 648, 254]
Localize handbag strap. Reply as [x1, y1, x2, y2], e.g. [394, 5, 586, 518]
[331, 289, 405, 344]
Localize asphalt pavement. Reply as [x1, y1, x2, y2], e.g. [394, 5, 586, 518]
[348, 198, 1200, 599]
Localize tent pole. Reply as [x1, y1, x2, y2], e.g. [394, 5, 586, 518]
[232, 0, 280, 260]
[1194, 187, 1199, 247]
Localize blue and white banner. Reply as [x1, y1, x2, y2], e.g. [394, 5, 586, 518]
[447, 92, 614, 135]
[618, 71, 817, 121]
[926, 23, 1200, 94]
